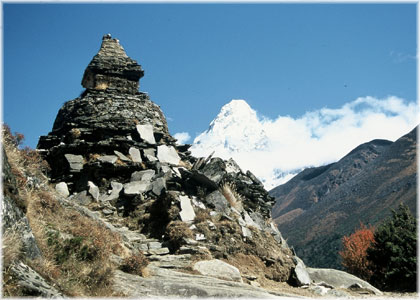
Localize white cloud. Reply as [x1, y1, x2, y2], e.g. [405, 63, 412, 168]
[190, 96, 419, 189]
[174, 132, 191, 144]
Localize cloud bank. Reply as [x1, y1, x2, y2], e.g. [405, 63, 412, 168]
[190, 96, 419, 189]
[173, 132, 191, 144]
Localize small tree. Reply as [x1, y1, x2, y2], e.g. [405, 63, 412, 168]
[367, 203, 417, 292]
[339, 222, 375, 281]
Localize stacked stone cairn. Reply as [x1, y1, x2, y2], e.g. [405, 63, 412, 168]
[37, 34, 295, 284]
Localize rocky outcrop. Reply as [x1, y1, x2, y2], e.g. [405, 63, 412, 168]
[2, 149, 41, 260]
[36, 34, 296, 295]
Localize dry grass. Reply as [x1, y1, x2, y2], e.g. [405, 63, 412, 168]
[95, 82, 109, 90]
[2, 124, 132, 297]
[2, 230, 23, 268]
[220, 181, 244, 212]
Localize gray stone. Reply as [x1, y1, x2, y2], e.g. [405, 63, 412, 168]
[241, 226, 252, 238]
[64, 154, 84, 171]
[124, 181, 151, 195]
[102, 181, 123, 202]
[9, 261, 63, 298]
[136, 124, 156, 144]
[225, 158, 243, 174]
[243, 211, 261, 230]
[205, 190, 229, 213]
[148, 241, 163, 249]
[195, 233, 206, 241]
[74, 191, 92, 205]
[143, 148, 156, 157]
[114, 150, 131, 162]
[292, 256, 311, 286]
[113, 266, 295, 298]
[179, 195, 196, 222]
[307, 267, 382, 295]
[193, 259, 243, 283]
[55, 182, 69, 197]
[148, 247, 170, 255]
[98, 155, 118, 164]
[88, 181, 100, 201]
[157, 145, 181, 165]
[145, 154, 158, 162]
[152, 177, 166, 196]
[129, 147, 142, 163]
[102, 208, 114, 216]
[131, 169, 155, 182]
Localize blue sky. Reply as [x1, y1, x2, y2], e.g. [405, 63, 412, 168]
[3, 3, 417, 149]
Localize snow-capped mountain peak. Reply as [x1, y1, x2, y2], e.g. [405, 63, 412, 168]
[191, 99, 269, 155]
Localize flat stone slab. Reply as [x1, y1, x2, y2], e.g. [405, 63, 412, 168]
[136, 124, 156, 144]
[98, 155, 118, 164]
[113, 266, 294, 298]
[193, 259, 243, 283]
[124, 181, 151, 195]
[64, 154, 84, 171]
[157, 145, 181, 165]
[55, 182, 69, 197]
[131, 169, 155, 182]
[129, 147, 142, 163]
[179, 195, 196, 222]
[114, 150, 131, 162]
[147, 248, 170, 255]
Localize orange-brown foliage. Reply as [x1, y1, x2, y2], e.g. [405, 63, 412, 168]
[339, 222, 375, 281]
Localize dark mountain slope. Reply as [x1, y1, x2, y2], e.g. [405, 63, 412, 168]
[269, 126, 417, 269]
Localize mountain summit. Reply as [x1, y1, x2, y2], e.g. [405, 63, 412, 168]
[191, 99, 269, 156]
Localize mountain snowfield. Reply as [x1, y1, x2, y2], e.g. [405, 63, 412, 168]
[189, 98, 418, 189]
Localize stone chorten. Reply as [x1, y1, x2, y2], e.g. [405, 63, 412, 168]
[37, 35, 294, 284]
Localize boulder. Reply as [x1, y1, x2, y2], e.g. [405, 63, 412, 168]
[157, 145, 181, 165]
[307, 267, 382, 295]
[193, 259, 243, 283]
[136, 124, 156, 144]
[129, 147, 142, 163]
[74, 191, 92, 205]
[292, 256, 311, 286]
[179, 195, 196, 222]
[205, 190, 229, 213]
[55, 182, 69, 197]
[64, 154, 84, 171]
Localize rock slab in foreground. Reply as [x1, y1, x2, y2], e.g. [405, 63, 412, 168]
[193, 259, 243, 283]
[113, 266, 294, 298]
[307, 267, 382, 295]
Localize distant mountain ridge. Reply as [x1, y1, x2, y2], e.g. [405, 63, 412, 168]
[269, 126, 417, 269]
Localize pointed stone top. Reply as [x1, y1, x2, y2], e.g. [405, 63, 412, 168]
[81, 34, 144, 94]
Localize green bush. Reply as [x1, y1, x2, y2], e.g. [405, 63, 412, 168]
[367, 203, 417, 292]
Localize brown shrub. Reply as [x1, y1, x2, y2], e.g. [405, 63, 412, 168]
[165, 221, 194, 251]
[120, 253, 149, 276]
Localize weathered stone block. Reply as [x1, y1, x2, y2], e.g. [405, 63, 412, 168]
[157, 145, 180, 165]
[136, 124, 156, 144]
